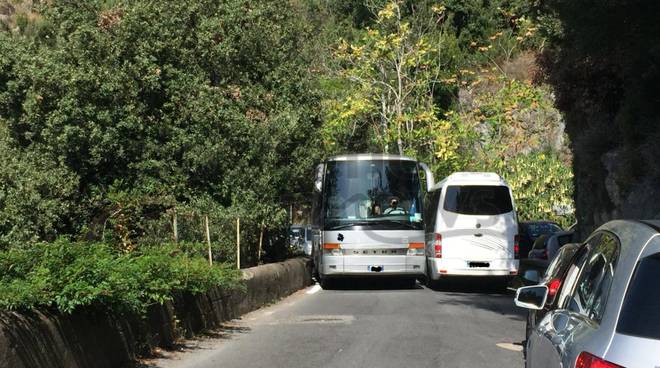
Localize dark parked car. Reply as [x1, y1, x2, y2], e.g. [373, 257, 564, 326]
[518, 221, 562, 259]
[528, 231, 575, 261]
[516, 220, 660, 368]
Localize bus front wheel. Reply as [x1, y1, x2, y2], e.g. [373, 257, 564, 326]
[319, 277, 335, 290]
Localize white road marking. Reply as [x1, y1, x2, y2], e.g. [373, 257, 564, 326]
[306, 284, 322, 294]
[496, 342, 524, 352]
[267, 315, 355, 326]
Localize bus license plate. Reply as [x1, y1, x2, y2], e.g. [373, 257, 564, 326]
[369, 265, 384, 272]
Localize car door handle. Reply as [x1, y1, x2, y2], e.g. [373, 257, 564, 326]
[474, 233, 483, 237]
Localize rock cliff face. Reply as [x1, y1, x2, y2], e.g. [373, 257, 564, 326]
[540, 3, 660, 239]
[0, 0, 34, 31]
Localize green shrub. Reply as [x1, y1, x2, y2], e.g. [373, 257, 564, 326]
[0, 239, 242, 314]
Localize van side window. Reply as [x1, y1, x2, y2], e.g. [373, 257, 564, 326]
[443, 185, 513, 215]
[566, 232, 620, 322]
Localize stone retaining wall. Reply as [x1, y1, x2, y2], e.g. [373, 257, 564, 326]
[0, 257, 313, 368]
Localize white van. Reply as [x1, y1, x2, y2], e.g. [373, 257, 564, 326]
[424, 172, 519, 282]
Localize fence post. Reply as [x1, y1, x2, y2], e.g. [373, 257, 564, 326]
[172, 210, 178, 243]
[258, 222, 265, 264]
[205, 215, 212, 266]
[236, 218, 241, 269]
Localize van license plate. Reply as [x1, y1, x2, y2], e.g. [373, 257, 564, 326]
[369, 265, 383, 272]
[468, 262, 490, 268]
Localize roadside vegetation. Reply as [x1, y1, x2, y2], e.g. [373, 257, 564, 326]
[0, 239, 242, 313]
[313, 0, 574, 227]
[0, 0, 578, 313]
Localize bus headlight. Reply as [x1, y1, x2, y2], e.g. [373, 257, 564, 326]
[323, 243, 342, 256]
[407, 242, 425, 256]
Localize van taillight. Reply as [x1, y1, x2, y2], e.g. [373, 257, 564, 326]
[514, 235, 520, 259]
[575, 352, 623, 368]
[434, 233, 442, 258]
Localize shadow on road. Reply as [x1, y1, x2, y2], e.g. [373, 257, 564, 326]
[428, 277, 525, 321]
[427, 277, 511, 295]
[136, 323, 251, 367]
[323, 277, 424, 291]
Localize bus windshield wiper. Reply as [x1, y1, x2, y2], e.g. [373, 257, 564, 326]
[326, 219, 420, 230]
[372, 219, 420, 230]
[326, 221, 373, 230]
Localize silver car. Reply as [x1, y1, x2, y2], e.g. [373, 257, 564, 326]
[515, 219, 660, 368]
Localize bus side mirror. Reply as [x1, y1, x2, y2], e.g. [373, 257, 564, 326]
[314, 164, 324, 193]
[419, 162, 435, 192]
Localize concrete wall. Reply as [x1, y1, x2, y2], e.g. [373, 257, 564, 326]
[0, 257, 312, 368]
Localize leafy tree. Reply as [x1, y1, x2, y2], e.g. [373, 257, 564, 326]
[0, 121, 80, 247]
[502, 152, 574, 227]
[324, 1, 459, 155]
[0, 0, 323, 249]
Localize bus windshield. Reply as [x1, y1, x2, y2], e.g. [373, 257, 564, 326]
[323, 160, 423, 230]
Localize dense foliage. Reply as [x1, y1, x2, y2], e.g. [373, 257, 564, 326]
[320, 0, 575, 225]
[0, 0, 322, 253]
[0, 239, 242, 313]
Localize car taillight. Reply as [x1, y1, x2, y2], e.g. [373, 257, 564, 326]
[434, 233, 442, 258]
[514, 234, 520, 259]
[547, 278, 561, 298]
[575, 352, 623, 368]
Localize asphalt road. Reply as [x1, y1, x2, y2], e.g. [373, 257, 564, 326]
[147, 278, 526, 368]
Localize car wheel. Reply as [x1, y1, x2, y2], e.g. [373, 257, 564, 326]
[523, 312, 534, 360]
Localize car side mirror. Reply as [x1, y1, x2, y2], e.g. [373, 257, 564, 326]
[419, 162, 435, 192]
[314, 164, 324, 193]
[514, 285, 548, 310]
[522, 269, 540, 284]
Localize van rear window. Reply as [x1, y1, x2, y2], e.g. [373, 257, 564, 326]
[443, 185, 513, 215]
[617, 253, 660, 340]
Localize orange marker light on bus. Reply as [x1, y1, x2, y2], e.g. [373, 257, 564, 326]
[407, 242, 425, 256]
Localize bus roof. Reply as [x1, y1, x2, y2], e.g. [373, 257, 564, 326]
[431, 172, 507, 190]
[326, 154, 417, 162]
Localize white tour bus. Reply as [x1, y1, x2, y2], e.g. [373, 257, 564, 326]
[311, 154, 435, 288]
[424, 172, 519, 283]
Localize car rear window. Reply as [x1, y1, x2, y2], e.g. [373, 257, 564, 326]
[443, 185, 513, 215]
[617, 253, 660, 340]
[532, 234, 549, 250]
[523, 223, 562, 238]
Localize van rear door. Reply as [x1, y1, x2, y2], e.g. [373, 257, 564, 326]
[440, 185, 516, 261]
